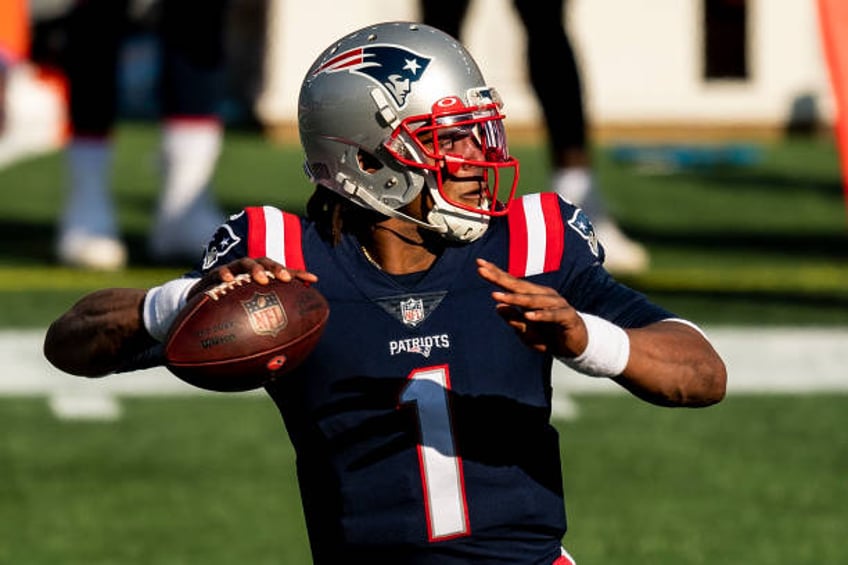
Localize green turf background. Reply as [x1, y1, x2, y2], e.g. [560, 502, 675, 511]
[1, 125, 846, 326]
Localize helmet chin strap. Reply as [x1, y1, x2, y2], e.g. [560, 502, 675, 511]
[334, 173, 448, 234]
[333, 173, 489, 242]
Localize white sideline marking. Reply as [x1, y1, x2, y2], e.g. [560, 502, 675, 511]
[3, 329, 250, 420]
[4, 327, 847, 420]
[49, 395, 122, 420]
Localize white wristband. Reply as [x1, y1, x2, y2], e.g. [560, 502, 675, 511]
[559, 312, 630, 378]
[142, 277, 199, 342]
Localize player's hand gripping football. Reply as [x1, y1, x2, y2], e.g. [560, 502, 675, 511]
[188, 256, 319, 299]
[476, 258, 588, 359]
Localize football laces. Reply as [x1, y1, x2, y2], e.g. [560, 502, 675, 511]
[204, 271, 277, 301]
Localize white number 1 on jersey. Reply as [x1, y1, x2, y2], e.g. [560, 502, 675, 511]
[399, 364, 471, 541]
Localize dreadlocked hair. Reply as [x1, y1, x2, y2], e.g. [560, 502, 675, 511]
[306, 185, 385, 245]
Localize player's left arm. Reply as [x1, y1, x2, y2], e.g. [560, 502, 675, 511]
[476, 258, 726, 407]
[609, 319, 726, 407]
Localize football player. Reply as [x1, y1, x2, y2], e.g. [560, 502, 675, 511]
[45, 22, 726, 564]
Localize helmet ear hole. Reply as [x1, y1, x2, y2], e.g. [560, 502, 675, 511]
[357, 149, 384, 174]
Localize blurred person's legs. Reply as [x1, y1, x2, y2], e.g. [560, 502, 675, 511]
[419, 0, 470, 40]
[149, 0, 228, 263]
[515, 0, 649, 273]
[59, 0, 228, 269]
[59, 0, 128, 270]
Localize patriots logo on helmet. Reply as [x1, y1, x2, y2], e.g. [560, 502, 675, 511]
[314, 44, 432, 108]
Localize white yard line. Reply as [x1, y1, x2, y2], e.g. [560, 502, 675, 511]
[2, 330, 234, 419]
[2, 327, 846, 420]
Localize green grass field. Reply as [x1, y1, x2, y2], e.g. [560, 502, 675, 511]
[1, 125, 847, 564]
[2, 395, 846, 564]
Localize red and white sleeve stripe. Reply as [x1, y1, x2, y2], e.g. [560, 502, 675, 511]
[507, 193, 564, 277]
[244, 205, 306, 270]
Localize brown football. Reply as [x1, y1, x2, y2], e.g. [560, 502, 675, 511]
[164, 273, 329, 392]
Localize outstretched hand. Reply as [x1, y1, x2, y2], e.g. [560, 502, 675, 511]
[476, 258, 588, 358]
[190, 257, 319, 299]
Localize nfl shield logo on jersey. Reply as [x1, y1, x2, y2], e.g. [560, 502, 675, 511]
[241, 292, 288, 336]
[400, 297, 425, 327]
[375, 291, 446, 328]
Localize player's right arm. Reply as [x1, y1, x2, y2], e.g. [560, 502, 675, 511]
[43, 258, 312, 377]
[44, 287, 157, 377]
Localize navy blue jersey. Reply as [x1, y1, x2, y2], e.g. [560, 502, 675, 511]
[197, 193, 673, 564]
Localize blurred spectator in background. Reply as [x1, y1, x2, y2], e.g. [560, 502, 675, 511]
[0, 0, 67, 169]
[0, 0, 22, 134]
[420, 0, 649, 273]
[57, 0, 230, 270]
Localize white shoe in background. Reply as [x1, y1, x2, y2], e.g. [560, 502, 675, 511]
[57, 139, 127, 270]
[552, 167, 650, 275]
[148, 121, 224, 264]
[594, 219, 650, 275]
[57, 231, 127, 271]
[148, 192, 224, 264]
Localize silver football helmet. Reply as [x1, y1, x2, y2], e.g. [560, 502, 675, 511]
[298, 21, 519, 242]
